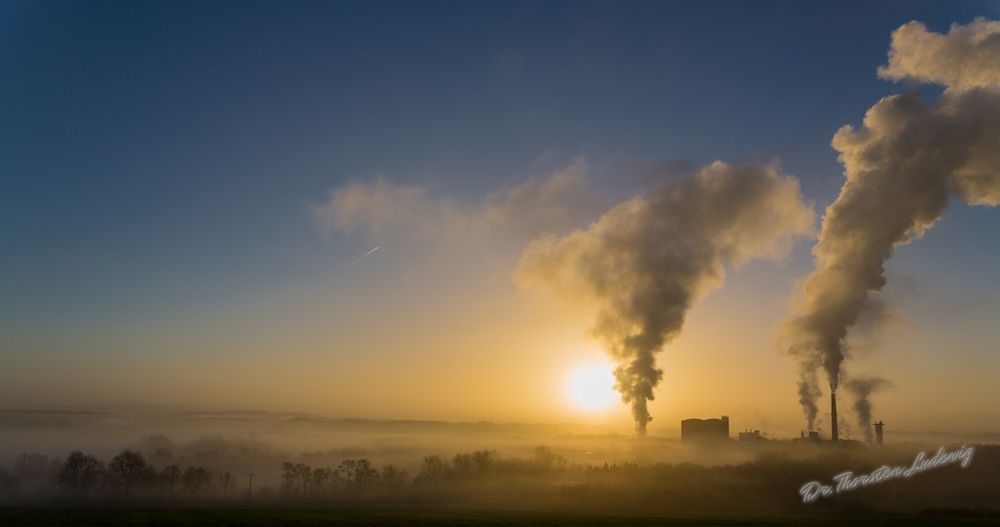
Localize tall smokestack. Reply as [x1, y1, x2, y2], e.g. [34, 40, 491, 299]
[874, 420, 884, 446]
[830, 390, 838, 443]
[781, 19, 1000, 431]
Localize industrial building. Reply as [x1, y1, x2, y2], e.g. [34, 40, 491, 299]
[681, 416, 729, 442]
[738, 429, 765, 442]
[796, 430, 821, 442]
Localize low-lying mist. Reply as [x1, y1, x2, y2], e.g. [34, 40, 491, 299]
[1, 409, 998, 516]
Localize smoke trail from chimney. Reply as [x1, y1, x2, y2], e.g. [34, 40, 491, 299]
[845, 377, 892, 444]
[783, 19, 1000, 424]
[517, 162, 813, 434]
[797, 364, 822, 432]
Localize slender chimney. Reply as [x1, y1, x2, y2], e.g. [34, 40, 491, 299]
[830, 390, 838, 443]
[874, 421, 884, 446]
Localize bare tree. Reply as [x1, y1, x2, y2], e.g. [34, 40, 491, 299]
[108, 450, 148, 497]
[160, 465, 181, 494]
[57, 451, 103, 496]
[416, 455, 448, 484]
[336, 459, 377, 491]
[218, 471, 235, 496]
[379, 464, 409, 489]
[182, 466, 210, 496]
[533, 446, 567, 472]
[311, 467, 334, 496]
[452, 450, 495, 478]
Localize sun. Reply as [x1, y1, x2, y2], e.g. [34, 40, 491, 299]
[566, 362, 618, 412]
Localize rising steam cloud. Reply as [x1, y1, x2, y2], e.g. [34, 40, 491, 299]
[517, 162, 813, 434]
[784, 19, 1000, 425]
[844, 377, 892, 444]
[797, 367, 823, 432]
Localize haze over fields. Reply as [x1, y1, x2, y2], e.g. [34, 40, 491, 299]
[2, 1, 1000, 521]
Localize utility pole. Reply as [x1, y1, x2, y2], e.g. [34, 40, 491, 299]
[245, 473, 256, 498]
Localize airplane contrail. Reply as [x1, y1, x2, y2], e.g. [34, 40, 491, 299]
[350, 246, 381, 265]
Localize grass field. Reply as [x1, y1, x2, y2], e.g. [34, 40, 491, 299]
[1, 509, 1000, 526]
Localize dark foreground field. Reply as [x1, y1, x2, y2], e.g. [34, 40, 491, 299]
[2, 509, 1000, 527]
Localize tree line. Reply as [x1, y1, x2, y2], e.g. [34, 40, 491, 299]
[0, 445, 568, 502]
[6, 443, 996, 515]
[0, 450, 236, 500]
[278, 446, 567, 497]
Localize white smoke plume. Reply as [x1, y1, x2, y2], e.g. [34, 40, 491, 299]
[784, 19, 1000, 425]
[517, 162, 813, 434]
[844, 376, 893, 444]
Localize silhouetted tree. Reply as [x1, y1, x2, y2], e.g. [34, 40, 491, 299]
[57, 451, 103, 495]
[108, 450, 148, 496]
[182, 466, 210, 495]
[416, 455, 448, 484]
[311, 467, 335, 496]
[218, 471, 235, 495]
[293, 463, 312, 494]
[452, 450, 495, 478]
[473, 450, 495, 474]
[281, 462, 296, 496]
[160, 465, 181, 493]
[280, 463, 304, 496]
[379, 464, 409, 488]
[533, 445, 567, 472]
[0, 467, 20, 497]
[337, 459, 377, 491]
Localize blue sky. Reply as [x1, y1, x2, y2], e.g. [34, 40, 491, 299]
[2, 1, 999, 422]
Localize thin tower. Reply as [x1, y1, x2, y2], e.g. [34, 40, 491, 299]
[245, 473, 256, 498]
[873, 421, 884, 446]
[830, 390, 839, 443]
